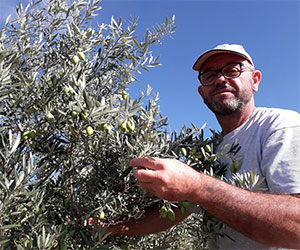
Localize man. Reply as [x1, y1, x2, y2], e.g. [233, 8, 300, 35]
[107, 44, 300, 249]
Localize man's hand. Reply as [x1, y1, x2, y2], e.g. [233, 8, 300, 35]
[130, 157, 202, 201]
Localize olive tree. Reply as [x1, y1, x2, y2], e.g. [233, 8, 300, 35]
[0, 0, 264, 249]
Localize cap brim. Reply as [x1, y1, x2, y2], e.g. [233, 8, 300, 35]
[192, 50, 252, 71]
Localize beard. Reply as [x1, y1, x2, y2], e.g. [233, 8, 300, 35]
[205, 96, 249, 115]
[202, 86, 252, 116]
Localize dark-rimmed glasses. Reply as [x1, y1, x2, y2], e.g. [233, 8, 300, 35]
[198, 62, 253, 86]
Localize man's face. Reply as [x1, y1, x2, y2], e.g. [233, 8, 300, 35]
[198, 53, 257, 116]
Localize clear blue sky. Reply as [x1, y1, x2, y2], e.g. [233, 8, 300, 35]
[1, 0, 300, 136]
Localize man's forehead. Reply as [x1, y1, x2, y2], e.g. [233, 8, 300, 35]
[201, 53, 247, 70]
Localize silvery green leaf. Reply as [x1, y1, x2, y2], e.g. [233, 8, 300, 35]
[9, 132, 21, 155]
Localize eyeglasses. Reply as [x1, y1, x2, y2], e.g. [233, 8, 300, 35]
[198, 62, 253, 86]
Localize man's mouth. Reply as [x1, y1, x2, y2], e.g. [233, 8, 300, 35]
[212, 89, 233, 96]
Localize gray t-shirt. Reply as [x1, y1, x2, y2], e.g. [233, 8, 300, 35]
[209, 107, 300, 250]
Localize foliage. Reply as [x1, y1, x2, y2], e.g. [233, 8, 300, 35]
[0, 0, 263, 249]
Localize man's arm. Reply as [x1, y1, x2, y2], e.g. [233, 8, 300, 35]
[131, 157, 300, 249]
[193, 173, 300, 249]
[104, 204, 190, 236]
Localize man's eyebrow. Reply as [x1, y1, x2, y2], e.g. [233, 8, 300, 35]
[201, 61, 244, 73]
[200, 67, 214, 73]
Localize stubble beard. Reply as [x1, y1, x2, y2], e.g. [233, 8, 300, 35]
[204, 94, 251, 116]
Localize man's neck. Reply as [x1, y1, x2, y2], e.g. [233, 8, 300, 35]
[216, 102, 256, 135]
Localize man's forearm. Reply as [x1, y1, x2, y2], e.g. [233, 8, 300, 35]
[106, 205, 190, 236]
[191, 173, 300, 249]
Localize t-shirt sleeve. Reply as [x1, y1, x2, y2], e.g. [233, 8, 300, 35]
[261, 126, 300, 194]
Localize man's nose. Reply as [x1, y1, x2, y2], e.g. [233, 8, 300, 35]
[215, 72, 227, 84]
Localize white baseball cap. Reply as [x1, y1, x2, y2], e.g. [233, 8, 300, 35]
[192, 44, 254, 71]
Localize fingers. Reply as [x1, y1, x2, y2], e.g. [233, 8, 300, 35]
[130, 157, 164, 183]
[133, 168, 156, 182]
[130, 157, 165, 197]
[129, 157, 160, 170]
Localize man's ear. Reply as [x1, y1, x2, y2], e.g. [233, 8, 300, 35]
[198, 85, 203, 98]
[252, 70, 262, 92]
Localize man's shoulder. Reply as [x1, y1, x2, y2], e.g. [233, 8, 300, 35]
[253, 107, 300, 128]
[255, 106, 300, 117]
[223, 107, 300, 141]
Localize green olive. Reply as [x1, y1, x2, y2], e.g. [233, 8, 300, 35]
[22, 132, 29, 141]
[120, 122, 127, 132]
[210, 154, 217, 163]
[98, 123, 111, 133]
[63, 86, 70, 95]
[86, 126, 94, 136]
[160, 206, 168, 218]
[205, 144, 211, 153]
[28, 130, 36, 139]
[103, 124, 112, 134]
[105, 125, 112, 134]
[46, 112, 55, 122]
[99, 211, 105, 220]
[23, 130, 35, 140]
[126, 120, 135, 132]
[72, 55, 80, 64]
[29, 141, 35, 149]
[167, 208, 176, 222]
[180, 147, 187, 157]
[78, 52, 85, 60]
[71, 111, 78, 118]
[122, 90, 128, 100]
